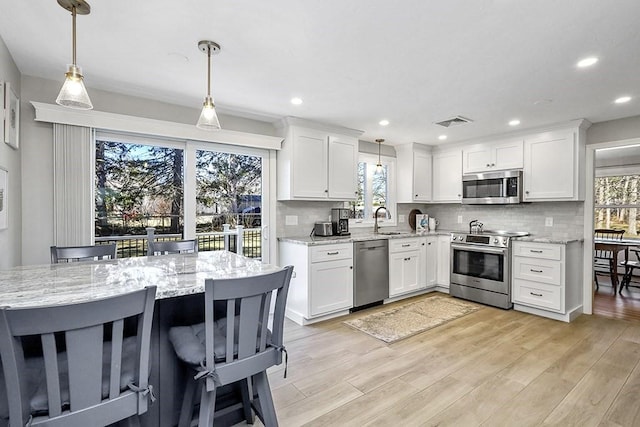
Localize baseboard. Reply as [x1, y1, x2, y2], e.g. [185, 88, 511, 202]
[513, 303, 583, 323]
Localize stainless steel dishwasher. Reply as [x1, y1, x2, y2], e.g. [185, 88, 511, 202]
[353, 239, 389, 309]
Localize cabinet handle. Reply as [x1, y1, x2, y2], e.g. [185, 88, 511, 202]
[491, 163, 495, 167]
[530, 292, 543, 297]
[530, 269, 543, 273]
[324, 189, 328, 193]
[428, 242, 432, 245]
[350, 266, 353, 269]
[530, 250, 543, 253]
[327, 251, 339, 255]
[402, 244, 410, 247]
[486, 163, 490, 167]
[415, 194, 418, 198]
[404, 257, 411, 261]
[422, 243, 425, 246]
[525, 190, 530, 195]
[457, 194, 461, 197]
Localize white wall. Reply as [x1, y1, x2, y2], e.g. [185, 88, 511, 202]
[587, 115, 640, 146]
[0, 37, 22, 269]
[19, 75, 278, 266]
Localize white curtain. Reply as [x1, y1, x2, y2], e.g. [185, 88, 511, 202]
[53, 124, 93, 246]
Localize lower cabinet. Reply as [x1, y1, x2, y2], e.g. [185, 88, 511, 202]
[436, 235, 451, 289]
[279, 241, 353, 325]
[388, 237, 427, 297]
[512, 240, 583, 322]
[425, 236, 437, 287]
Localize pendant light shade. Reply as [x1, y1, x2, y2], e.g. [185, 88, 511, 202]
[375, 139, 384, 175]
[196, 40, 221, 130]
[56, 0, 93, 110]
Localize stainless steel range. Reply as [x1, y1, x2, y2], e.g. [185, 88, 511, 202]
[449, 229, 529, 309]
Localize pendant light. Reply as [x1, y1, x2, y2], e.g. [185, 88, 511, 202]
[55, 0, 93, 110]
[375, 139, 384, 175]
[196, 40, 221, 130]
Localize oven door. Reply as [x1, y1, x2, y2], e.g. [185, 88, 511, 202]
[450, 243, 509, 294]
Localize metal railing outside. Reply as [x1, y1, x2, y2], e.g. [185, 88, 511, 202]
[95, 226, 262, 259]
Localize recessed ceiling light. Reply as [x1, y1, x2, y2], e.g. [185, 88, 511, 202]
[509, 119, 521, 126]
[290, 97, 303, 105]
[615, 96, 631, 104]
[379, 119, 389, 126]
[577, 57, 598, 68]
[438, 135, 447, 141]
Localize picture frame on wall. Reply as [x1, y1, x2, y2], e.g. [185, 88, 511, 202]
[0, 167, 7, 230]
[4, 82, 19, 150]
[0, 82, 4, 142]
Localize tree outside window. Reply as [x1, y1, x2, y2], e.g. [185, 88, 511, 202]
[350, 153, 396, 226]
[594, 174, 640, 238]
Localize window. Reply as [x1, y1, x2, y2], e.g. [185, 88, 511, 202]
[95, 137, 184, 238]
[349, 153, 396, 227]
[594, 174, 640, 239]
[95, 133, 270, 260]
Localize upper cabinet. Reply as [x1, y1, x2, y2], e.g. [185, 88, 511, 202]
[523, 121, 589, 201]
[463, 138, 523, 174]
[276, 118, 362, 201]
[396, 143, 432, 203]
[432, 149, 463, 203]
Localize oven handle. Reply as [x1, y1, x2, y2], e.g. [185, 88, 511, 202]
[451, 244, 508, 255]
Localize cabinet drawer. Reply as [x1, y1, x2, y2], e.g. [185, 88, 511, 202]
[389, 238, 423, 253]
[310, 244, 352, 263]
[513, 257, 562, 286]
[513, 242, 561, 260]
[513, 279, 562, 312]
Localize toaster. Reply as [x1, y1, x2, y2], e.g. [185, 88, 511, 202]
[314, 222, 333, 237]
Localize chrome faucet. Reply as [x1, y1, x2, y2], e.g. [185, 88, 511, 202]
[374, 206, 387, 234]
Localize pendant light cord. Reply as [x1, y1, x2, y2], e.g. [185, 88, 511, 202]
[71, 6, 77, 65]
[207, 46, 211, 97]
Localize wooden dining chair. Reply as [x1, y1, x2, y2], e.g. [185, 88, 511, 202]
[594, 229, 625, 290]
[149, 239, 198, 256]
[168, 266, 294, 427]
[619, 248, 640, 294]
[0, 286, 156, 427]
[50, 244, 117, 264]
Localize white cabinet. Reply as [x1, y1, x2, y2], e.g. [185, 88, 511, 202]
[276, 119, 362, 201]
[432, 149, 462, 203]
[425, 236, 437, 287]
[388, 237, 427, 297]
[522, 123, 587, 201]
[512, 240, 583, 322]
[279, 241, 353, 325]
[463, 139, 523, 174]
[396, 143, 432, 202]
[328, 135, 359, 200]
[436, 235, 451, 289]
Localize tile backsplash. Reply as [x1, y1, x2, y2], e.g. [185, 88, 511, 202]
[400, 202, 585, 239]
[276, 200, 585, 240]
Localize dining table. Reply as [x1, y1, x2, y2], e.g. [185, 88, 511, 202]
[594, 239, 639, 293]
[0, 250, 283, 427]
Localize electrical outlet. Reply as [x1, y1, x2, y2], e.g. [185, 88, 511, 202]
[545, 217, 553, 227]
[399, 215, 405, 223]
[285, 215, 298, 226]
[457, 215, 463, 224]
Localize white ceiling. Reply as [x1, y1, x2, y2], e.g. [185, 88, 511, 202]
[1, 0, 639, 145]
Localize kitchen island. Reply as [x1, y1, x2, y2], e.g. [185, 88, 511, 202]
[0, 251, 282, 426]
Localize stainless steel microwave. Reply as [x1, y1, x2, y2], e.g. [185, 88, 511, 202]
[462, 170, 523, 204]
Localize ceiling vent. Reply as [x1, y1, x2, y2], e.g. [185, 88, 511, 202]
[434, 116, 473, 127]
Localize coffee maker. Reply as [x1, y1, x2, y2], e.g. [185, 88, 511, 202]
[331, 208, 350, 236]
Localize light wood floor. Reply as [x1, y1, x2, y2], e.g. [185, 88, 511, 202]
[248, 293, 640, 427]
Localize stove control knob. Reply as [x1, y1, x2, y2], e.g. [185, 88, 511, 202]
[493, 238, 498, 244]
[452, 236, 457, 241]
[503, 238, 508, 245]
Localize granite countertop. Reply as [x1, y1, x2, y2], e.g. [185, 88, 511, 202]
[514, 235, 584, 244]
[278, 229, 456, 246]
[0, 251, 282, 308]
